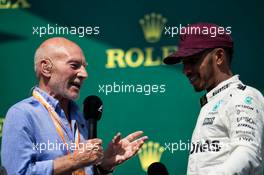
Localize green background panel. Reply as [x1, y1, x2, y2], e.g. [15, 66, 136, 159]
[0, 0, 264, 174]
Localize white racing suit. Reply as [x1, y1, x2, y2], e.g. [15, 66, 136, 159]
[187, 75, 264, 175]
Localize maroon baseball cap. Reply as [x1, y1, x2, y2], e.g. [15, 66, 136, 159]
[163, 23, 233, 64]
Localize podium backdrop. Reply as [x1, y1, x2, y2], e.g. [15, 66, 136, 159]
[1, 0, 264, 174]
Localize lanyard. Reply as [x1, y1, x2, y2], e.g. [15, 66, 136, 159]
[32, 90, 86, 175]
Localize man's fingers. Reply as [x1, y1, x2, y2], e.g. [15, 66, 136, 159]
[87, 138, 102, 145]
[128, 137, 148, 156]
[96, 145, 103, 152]
[112, 132, 121, 143]
[125, 131, 144, 142]
[131, 136, 148, 148]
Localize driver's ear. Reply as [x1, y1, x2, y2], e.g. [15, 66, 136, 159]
[214, 48, 225, 66]
[40, 58, 53, 78]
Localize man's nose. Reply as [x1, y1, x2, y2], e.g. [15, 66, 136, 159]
[77, 66, 88, 79]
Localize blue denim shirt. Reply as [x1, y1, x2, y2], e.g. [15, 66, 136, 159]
[1, 87, 93, 175]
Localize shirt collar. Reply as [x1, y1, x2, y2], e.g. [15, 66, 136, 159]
[200, 75, 241, 107]
[33, 87, 60, 109]
[33, 87, 86, 126]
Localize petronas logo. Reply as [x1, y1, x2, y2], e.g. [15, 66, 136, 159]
[0, 118, 4, 138]
[138, 141, 165, 172]
[139, 13, 167, 43]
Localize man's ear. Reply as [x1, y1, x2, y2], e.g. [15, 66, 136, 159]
[214, 48, 225, 66]
[40, 58, 53, 78]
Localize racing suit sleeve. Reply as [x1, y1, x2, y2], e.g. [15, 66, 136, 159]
[210, 90, 264, 174]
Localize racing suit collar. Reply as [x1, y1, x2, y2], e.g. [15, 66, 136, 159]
[200, 75, 241, 107]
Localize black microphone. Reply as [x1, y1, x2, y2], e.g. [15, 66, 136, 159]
[147, 162, 169, 175]
[0, 166, 7, 175]
[83, 95, 103, 139]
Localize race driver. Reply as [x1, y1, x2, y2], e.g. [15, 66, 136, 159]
[163, 23, 264, 174]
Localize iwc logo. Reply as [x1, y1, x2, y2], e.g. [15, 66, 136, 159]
[0, 118, 4, 138]
[0, 0, 30, 9]
[138, 141, 165, 172]
[105, 12, 177, 69]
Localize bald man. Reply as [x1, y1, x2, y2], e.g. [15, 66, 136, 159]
[1, 37, 147, 175]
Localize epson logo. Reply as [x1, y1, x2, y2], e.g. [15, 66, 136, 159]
[235, 105, 254, 110]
